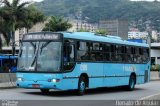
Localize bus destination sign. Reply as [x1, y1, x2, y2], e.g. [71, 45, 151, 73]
[23, 33, 61, 40]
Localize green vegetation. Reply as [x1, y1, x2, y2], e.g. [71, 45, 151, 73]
[0, 0, 45, 52]
[42, 16, 72, 32]
[151, 65, 160, 71]
[77, 28, 89, 32]
[0, 0, 30, 50]
[18, 5, 46, 33]
[35, 0, 160, 31]
[95, 29, 108, 35]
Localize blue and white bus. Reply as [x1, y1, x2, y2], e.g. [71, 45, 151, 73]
[16, 32, 150, 95]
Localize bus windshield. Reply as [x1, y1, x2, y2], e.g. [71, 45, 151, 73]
[17, 41, 62, 72]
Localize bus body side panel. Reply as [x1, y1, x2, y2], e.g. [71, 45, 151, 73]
[62, 63, 104, 89]
[124, 64, 145, 85]
[60, 76, 79, 90]
[86, 63, 103, 88]
[61, 65, 80, 90]
[103, 63, 127, 87]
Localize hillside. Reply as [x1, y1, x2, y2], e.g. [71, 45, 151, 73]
[35, 0, 160, 31]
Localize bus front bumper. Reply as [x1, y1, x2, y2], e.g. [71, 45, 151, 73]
[16, 80, 62, 90]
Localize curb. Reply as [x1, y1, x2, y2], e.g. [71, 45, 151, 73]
[0, 73, 16, 89]
[150, 79, 160, 81]
[0, 82, 16, 88]
[0, 86, 16, 90]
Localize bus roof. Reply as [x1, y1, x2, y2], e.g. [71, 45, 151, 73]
[24, 32, 149, 47]
[62, 32, 149, 47]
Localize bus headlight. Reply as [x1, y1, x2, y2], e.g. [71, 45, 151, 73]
[51, 79, 60, 83]
[17, 78, 23, 81]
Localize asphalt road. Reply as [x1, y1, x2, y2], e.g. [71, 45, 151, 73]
[0, 81, 160, 106]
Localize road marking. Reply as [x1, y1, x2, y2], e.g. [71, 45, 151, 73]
[140, 92, 160, 100]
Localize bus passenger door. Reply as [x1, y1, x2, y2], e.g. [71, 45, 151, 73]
[63, 40, 75, 71]
[62, 40, 77, 89]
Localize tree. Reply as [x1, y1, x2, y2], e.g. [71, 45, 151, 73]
[0, 16, 14, 51]
[43, 16, 72, 32]
[0, 0, 29, 55]
[0, 17, 11, 48]
[0, 0, 3, 6]
[0, 1, 45, 51]
[17, 5, 45, 33]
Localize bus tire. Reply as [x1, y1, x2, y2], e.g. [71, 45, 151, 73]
[40, 89, 50, 94]
[127, 75, 136, 91]
[77, 76, 86, 96]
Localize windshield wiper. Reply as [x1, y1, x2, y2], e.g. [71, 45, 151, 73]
[40, 41, 51, 55]
[19, 43, 23, 57]
[30, 42, 36, 53]
[30, 42, 40, 67]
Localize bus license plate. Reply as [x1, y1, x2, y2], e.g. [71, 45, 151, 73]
[32, 84, 40, 88]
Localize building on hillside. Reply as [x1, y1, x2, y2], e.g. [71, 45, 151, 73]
[28, 22, 45, 33]
[152, 30, 159, 41]
[128, 31, 148, 39]
[68, 20, 98, 32]
[99, 20, 128, 39]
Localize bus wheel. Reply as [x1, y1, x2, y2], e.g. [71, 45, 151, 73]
[77, 77, 86, 96]
[127, 75, 136, 91]
[40, 89, 49, 94]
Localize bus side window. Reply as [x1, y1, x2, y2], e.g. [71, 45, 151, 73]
[131, 47, 136, 63]
[143, 48, 149, 63]
[117, 45, 122, 62]
[111, 45, 116, 61]
[77, 41, 88, 61]
[69, 44, 75, 62]
[81, 42, 90, 61]
[98, 43, 103, 61]
[103, 43, 111, 61]
[90, 43, 95, 61]
[121, 46, 126, 62]
[138, 48, 143, 63]
[126, 46, 131, 63]
[93, 43, 101, 61]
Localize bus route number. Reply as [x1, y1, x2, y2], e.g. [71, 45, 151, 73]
[80, 64, 88, 71]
